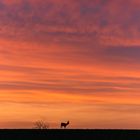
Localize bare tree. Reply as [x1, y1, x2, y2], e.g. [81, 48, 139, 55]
[34, 120, 49, 129]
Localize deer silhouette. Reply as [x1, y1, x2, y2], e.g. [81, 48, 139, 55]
[60, 121, 69, 128]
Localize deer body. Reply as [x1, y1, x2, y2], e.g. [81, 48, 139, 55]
[61, 121, 69, 128]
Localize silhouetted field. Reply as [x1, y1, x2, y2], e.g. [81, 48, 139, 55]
[0, 129, 140, 140]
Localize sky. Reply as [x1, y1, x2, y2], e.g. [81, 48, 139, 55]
[0, 0, 140, 129]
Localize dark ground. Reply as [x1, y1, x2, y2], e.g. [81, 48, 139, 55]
[0, 129, 140, 140]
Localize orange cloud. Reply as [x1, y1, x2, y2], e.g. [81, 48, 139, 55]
[0, 0, 140, 129]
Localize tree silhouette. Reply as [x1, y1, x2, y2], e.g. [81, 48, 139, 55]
[34, 120, 49, 129]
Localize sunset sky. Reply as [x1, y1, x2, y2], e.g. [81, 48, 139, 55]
[0, 0, 140, 129]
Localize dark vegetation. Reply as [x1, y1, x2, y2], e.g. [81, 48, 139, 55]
[0, 129, 140, 140]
